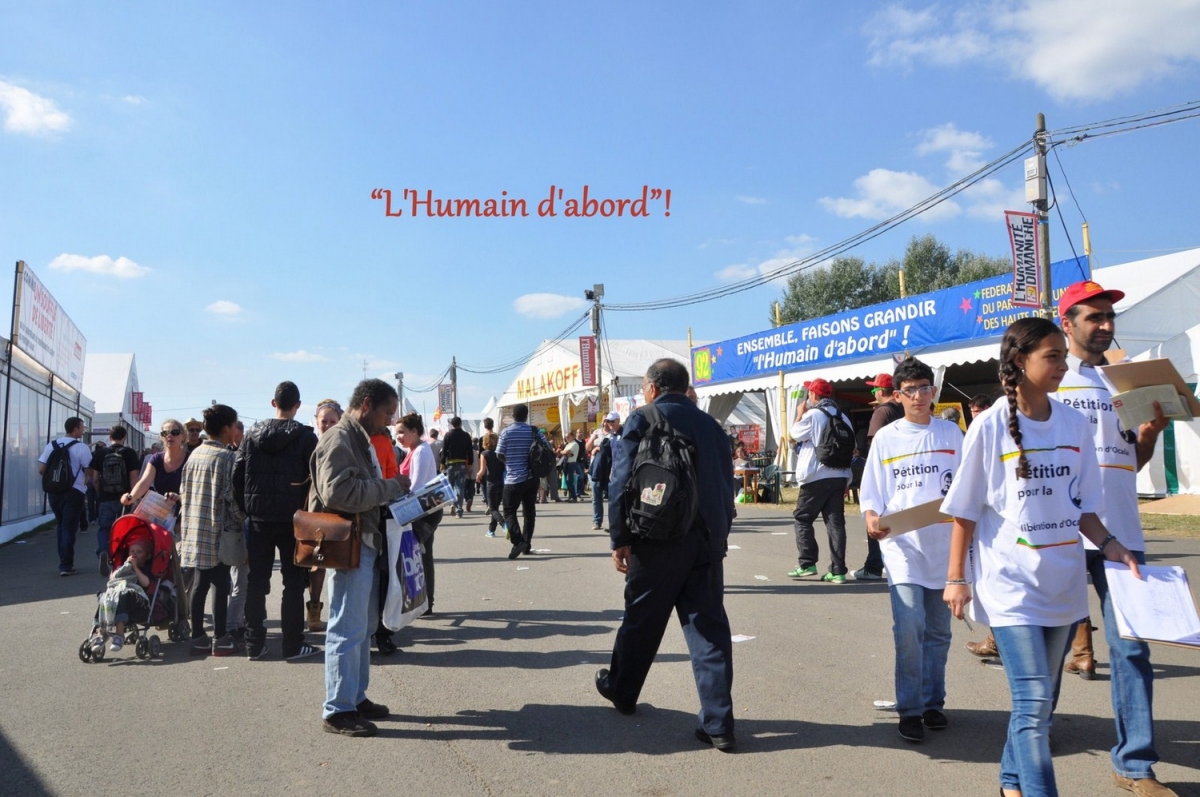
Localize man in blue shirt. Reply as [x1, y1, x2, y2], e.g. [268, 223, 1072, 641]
[496, 403, 546, 560]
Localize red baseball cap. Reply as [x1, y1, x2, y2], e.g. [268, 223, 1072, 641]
[865, 373, 893, 389]
[1058, 280, 1125, 319]
[803, 378, 834, 398]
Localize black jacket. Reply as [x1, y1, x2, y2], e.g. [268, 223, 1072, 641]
[441, 427, 474, 466]
[233, 418, 319, 523]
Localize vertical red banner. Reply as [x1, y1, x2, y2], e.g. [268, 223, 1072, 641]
[579, 335, 598, 387]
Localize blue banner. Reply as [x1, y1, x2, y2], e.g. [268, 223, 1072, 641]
[691, 257, 1087, 386]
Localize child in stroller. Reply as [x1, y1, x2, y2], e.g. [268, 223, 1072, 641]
[80, 515, 186, 662]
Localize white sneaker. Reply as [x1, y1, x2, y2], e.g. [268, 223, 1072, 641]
[852, 568, 885, 581]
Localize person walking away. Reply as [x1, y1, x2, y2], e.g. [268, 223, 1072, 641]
[787, 379, 854, 583]
[233, 381, 319, 661]
[37, 416, 92, 576]
[859, 358, 961, 742]
[87, 425, 140, 576]
[595, 358, 737, 750]
[496, 404, 548, 559]
[312, 380, 409, 737]
[942, 318, 1141, 797]
[1053, 281, 1178, 796]
[440, 416, 474, 518]
[477, 426, 505, 537]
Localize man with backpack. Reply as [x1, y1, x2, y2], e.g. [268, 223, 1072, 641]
[87, 425, 141, 575]
[37, 416, 93, 576]
[595, 359, 738, 751]
[787, 378, 855, 584]
[496, 403, 552, 560]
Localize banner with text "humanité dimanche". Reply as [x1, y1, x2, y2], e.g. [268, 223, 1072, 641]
[690, 256, 1086, 387]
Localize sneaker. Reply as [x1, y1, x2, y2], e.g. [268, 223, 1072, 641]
[922, 709, 948, 730]
[694, 728, 737, 751]
[286, 644, 320, 662]
[374, 635, 398, 656]
[212, 634, 240, 657]
[898, 716, 925, 742]
[852, 568, 884, 581]
[485, 531, 496, 538]
[322, 711, 378, 737]
[110, 635, 124, 652]
[189, 636, 212, 657]
[508, 541, 529, 560]
[58, 568, 77, 577]
[787, 566, 817, 579]
[821, 572, 847, 584]
[246, 641, 268, 660]
[592, 524, 602, 531]
[356, 698, 390, 720]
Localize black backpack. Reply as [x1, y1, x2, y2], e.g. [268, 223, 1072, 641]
[528, 433, 556, 479]
[814, 405, 855, 469]
[622, 404, 699, 542]
[42, 440, 80, 494]
[100, 445, 129, 495]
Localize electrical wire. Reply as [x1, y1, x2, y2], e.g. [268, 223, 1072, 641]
[1050, 147, 1088, 224]
[456, 309, 591, 375]
[1046, 99, 1200, 138]
[404, 365, 452, 394]
[1046, 169, 1089, 282]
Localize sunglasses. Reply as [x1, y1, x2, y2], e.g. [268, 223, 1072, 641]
[897, 385, 936, 399]
[162, 429, 184, 437]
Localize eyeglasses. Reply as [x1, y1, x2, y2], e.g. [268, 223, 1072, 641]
[162, 429, 184, 437]
[897, 385, 936, 399]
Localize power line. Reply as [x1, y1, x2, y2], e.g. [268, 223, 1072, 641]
[457, 309, 591, 374]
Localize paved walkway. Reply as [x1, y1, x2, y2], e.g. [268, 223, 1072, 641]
[2, 501, 1198, 796]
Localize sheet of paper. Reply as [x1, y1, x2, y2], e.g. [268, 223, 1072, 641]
[1098, 358, 1200, 416]
[1104, 562, 1200, 648]
[876, 498, 952, 536]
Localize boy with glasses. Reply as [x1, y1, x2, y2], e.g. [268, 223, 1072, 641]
[859, 358, 963, 742]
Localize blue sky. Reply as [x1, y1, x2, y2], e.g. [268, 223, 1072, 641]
[2, 2, 1199, 426]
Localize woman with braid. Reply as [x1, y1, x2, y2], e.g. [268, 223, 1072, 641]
[941, 317, 1141, 797]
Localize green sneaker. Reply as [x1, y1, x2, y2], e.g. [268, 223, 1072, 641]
[787, 566, 817, 579]
[821, 572, 847, 584]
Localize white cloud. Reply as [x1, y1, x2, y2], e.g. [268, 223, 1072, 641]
[122, 95, 146, 105]
[270, 350, 329, 363]
[1090, 180, 1121, 194]
[916, 123, 993, 175]
[864, 1, 1200, 101]
[735, 195, 768, 205]
[205, 300, 243, 316]
[820, 169, 961, 221]
[512, 293, 589, 319]
[48, 253, 149, 278]
[0, 79, 72, 136]
[960, 177, 1026, 221]
[714, 234, 818, 286]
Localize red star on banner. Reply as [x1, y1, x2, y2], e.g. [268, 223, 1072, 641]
[960, 297, 973, 313]
[716, 346, 723, 357]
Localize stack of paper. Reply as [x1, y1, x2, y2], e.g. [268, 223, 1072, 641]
[1104, 562, 1200, 649]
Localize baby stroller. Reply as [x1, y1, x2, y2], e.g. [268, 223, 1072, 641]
[78, 514, 190, 662]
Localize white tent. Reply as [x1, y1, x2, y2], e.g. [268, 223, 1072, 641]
[494, 339, 695, 434]
[1134, 323, 1200, 496]
[692, 248, 1200, 473]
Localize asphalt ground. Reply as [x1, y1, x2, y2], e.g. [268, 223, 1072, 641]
[2, 499, 1199, 797]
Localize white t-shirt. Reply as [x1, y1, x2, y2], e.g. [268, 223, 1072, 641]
[564, 440, 580, 463]
[37, 436, 92, 494]
[860, 418, 963, 590]
[790, 400, 853, 485]
[940, 400, 1100, 627]
[1052, 354, 1143, 551]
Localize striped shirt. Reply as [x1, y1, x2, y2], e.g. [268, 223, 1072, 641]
[496, 422, 544, 484]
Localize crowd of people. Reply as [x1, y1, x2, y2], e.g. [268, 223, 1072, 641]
[36, 278, 1184, 795]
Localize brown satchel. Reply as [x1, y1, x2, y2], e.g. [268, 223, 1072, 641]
[293, 510, 361, 570]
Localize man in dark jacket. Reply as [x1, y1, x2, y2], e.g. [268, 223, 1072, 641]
[595, 358, 738, 750]
[440, 416, 474, 518]
[234, 381, 319, 660]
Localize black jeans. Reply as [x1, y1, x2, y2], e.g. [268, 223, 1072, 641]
[244, 519, 308, 655]
[485, 481, 504, 532]
[189, 563, 231, 640]
[502, 478, 540, 545]
[792, 477, 848, 575]
[48, 490, 85, 572]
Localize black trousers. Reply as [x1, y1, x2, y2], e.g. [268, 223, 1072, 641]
[189, 563, 230, 640]
[607, 530, 735, 735]
[502, 478, 540, 545]
[792, 476, 848, 575]
[485, 481, 504, 532]
[244, 519, 307, 655]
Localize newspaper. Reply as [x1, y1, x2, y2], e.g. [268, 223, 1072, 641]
[1110, 385, 1194, 429]
[1105, 562, 1200, 650]
[387, 473, 455, 526]
[133, 491, 177, 533]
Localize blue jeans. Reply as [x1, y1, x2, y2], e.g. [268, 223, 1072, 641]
[446, 463, 470, 513]
[97, 500, 122, 559]
[591, 478, 606, 526]
[564, 462, 581, 499]
[48, 490, 85, 572]
[324, 545, 380, 718]
[993, 623, 1076, 796]
[889, 583, 951, 718]
[1087, 549, 1159, 780]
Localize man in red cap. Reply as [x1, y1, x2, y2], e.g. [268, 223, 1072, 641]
[1051, 280, 1176, 796]
[787, 378, 855, 583]
[852, 373, 905, 581]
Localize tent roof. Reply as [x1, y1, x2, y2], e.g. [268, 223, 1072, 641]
[81, 353, 138, 413]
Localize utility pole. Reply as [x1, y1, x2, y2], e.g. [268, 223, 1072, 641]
[450, 356, 458, 417]
[1032, 113, 1053, 319]
[395, 371, 404, 414]
[586, 284, 604, 411]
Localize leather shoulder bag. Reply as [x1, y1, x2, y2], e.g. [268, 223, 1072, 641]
[293, 510, 362, 570]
